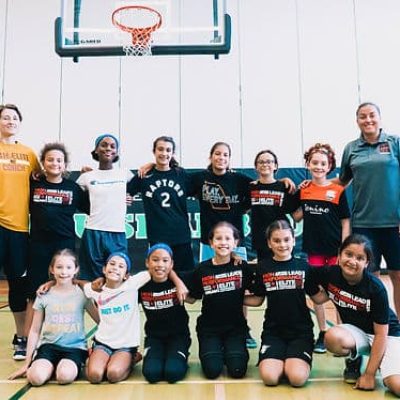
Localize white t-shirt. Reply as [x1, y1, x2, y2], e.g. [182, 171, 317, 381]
[84, 271, 150, 349]
[77, 168, 134, 232]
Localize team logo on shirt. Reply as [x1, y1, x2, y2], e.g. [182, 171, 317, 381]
[144, 178, 184, 198]
[202, 181, 239, 210]
[325, 190, 336, 202]
[262, 270, 305, 291]
[33, 188, 73, 205]
[327, 283, 371, 312]
[89, 179, 125, 186]
[378, 143, 390, 154]
[141, 288, 179, 309]
[0, 151, 30, 171]
[202, 271, 242, 294]
[304, 203, 329, 215]
[251, 190, 284, 206]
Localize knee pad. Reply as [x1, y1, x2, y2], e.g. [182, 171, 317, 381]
[8, 277, 28, 312]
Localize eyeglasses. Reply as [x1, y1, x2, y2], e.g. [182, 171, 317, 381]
[257, 160, 275, 165]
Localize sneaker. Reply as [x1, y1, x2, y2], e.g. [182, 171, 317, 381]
[343, 356, 362, 383]
[246, 333, 257, 349]
[12, 335, 27, 361]
[313, 331, 326, 353]
[132, 351, 143, 365]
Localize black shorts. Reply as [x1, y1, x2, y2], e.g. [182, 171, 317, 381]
[258, 334, 313, 366]
[27, 238, 75, 298]
[0, 225, 28, 279]
[34, 343, 88, 373]
[352, 227, 400, 272]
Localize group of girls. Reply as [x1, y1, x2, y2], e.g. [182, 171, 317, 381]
[9, 219, 400, 398]
[3, 101, 400, 396]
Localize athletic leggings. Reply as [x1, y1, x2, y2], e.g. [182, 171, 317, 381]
[142, 334, 191, 384]
[198, 330, 249, 379]
[8, 276, 28, 312]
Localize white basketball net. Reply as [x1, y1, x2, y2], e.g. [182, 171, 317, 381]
[112, 7, 162, 56]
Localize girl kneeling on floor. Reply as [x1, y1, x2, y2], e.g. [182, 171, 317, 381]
[309, 234, 400, 396]
[187, 222, 253, 379]
[140, 243, 191, 383]
[245, 220, 314, 387]
[9, 249, 98, 385]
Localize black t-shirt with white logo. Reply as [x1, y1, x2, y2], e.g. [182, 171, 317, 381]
[308, 266, 400, 336]
[128, 167, 192, 245]
[249, 180, 298, 251]
[30, 177, 88, 240]
[253, 257, 314, 339]
[189, 259, 254, 334]
[139, 278, 190, 338]
[188, 170, 251, 244]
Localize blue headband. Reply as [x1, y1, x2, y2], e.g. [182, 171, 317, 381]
[94, 134, 119, 150]
[147, 243, 173, 258]
[106, 252, 131, 272]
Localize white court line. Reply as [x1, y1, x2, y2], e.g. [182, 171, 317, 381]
[215, 383, 225, 400]
[1, 377, 344, 385]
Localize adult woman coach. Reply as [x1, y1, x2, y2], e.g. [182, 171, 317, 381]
[0, 104, 40, 360]
[338, 102, 400, 317]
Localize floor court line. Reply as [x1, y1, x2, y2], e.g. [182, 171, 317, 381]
[215, 383, 226, 400]
[2, 377, 345, 385]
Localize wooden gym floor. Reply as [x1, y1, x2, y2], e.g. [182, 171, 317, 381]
[0, 279, 397, 400]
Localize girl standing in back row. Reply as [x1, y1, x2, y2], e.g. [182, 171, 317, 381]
[0, 104, 41, 360]
[248, 150, 298, 261]
[128, 136, 194, 271]
[77, 134, 133, 281]
[294, 143, 350, 353]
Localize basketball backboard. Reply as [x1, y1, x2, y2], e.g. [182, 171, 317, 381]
[55, 0, 231, 58]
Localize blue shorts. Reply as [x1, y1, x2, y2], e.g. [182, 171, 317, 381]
[92, 339, 137, 357]
[352, 227, 400, 272]
[0, 225, 29, 279]
[79, 229, 127, 281]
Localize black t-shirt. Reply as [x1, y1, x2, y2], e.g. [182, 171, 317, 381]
[127, 167, 191, 245]
[29, 177, 87, 241]
[139, 278, 190, 338]
[188, 259, 253, 335]
[249, 180, 298, 251]
[188, 169, 251, 244]
[253, 257, 314, 339]
[308, 266, 400, 336]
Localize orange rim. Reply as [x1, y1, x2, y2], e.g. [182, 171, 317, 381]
[112, 5, 162, 46]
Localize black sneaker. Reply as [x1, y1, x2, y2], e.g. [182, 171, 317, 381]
[12, 335, 27, 361]
[313, 331, 326, 354]
[343, 356, 362, 383]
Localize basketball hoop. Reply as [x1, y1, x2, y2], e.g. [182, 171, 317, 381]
[111, 5, 162, 56]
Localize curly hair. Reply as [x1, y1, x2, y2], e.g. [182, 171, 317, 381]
[304, 143, 336, 173]
[40, 142, 70, 177]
